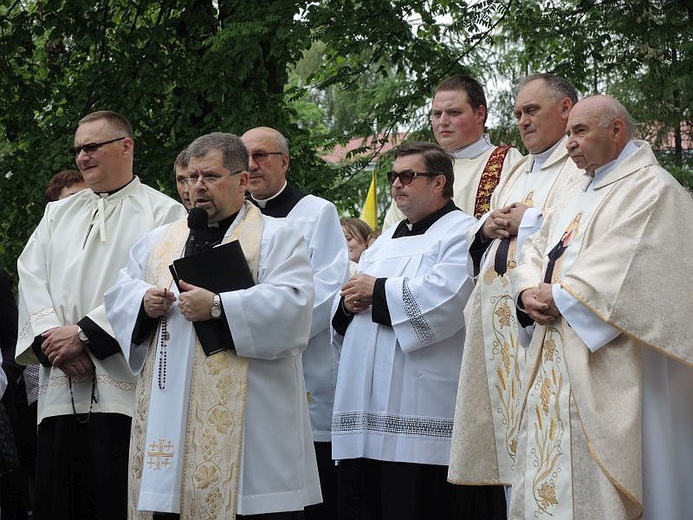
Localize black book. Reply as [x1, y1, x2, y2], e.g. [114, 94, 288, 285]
[169, 240, 255, 356]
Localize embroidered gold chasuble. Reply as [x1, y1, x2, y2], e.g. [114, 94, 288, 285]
[449, 143, 580, 487]
[130, 203, 263, 519]
[509, 142, 693, 519]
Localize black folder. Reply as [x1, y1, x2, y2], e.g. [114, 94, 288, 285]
[169, 240, 255, 355]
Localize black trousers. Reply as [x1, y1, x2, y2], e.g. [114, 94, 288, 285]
[33, 413, 131, 520]
[337, 458, 506, 520]
[304, 441, 338, 520]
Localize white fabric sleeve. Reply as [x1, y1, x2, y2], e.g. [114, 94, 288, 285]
[304, 203, 349, 339]
[104, 227, 167, 373]
[516, 207, 544, 254]
[552, 284, 621, 352]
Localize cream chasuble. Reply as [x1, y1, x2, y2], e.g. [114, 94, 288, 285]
[131, 203, 262, 519]
[510, 141, 693, 519]
[449, 142, 580, 487]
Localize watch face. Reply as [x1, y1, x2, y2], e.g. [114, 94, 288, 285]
[211, 295, 221, 318]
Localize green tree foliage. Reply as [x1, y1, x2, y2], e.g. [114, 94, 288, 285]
[0, 0, 690, 277]
[488, 0, 693, 174]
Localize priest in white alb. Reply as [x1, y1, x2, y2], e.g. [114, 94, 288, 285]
[241, 126, 349, 520]
[15, 111, 186, 520]
[105, 132, 321, 519]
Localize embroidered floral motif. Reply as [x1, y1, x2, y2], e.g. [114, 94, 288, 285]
[528, 325, 567, 516]
[488, 293, 523, 464]
[474, 145, 510, 219]
[495, 301, 513, 327]
[194, 463, 220, 490]
[208, 406, 233, 434]
[537, 481, 559, 510]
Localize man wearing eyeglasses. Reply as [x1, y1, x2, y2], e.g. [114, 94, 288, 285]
[240, 126, 349, 520]
[330, 142, 478, 519]
[382, 75, 523, 229]
[15, 111, 186, 520]
[105, 132, 322, 519]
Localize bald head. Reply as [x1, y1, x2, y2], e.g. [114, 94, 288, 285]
[565, 95, 634, 174]
[241, 126, 290, 200]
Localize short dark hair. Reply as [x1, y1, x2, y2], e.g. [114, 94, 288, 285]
[435, 75, 488, 124]
[78, 111, 134, 139]
[45, 170, 85, 203]
[516, 73, 579, 105]
[185, 132, 248, 173]
[173, 148, 188, 174]
[394, 142, 455, 199]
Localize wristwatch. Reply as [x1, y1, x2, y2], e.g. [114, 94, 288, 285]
[210, 294, 222, 319]
[77, 326, 90, 343]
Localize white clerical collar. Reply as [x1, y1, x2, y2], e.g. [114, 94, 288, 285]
[530, 139, 563, 173]
[450, 134, 493, 159]
[251, 180, 288, 208]
[587, 140, 639, 190]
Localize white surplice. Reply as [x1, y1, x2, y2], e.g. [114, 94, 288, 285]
[332, 209, 476, 466]
[16, 178, 185, 423]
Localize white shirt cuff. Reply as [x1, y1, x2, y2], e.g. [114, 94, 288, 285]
[552, 284, 621, 352]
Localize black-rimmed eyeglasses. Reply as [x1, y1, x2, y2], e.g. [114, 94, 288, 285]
[387, 169, 440, 185]
[70, 137, 127, 157]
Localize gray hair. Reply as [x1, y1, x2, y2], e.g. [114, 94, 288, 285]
[185, 132, 248, 173]
[516, 73, 579, 105]
[594, 96, 637, 136]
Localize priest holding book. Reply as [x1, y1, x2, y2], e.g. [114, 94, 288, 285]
[104, 132, 321, 519]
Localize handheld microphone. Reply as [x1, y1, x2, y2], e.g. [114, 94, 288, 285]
[184, 207, 208, 257]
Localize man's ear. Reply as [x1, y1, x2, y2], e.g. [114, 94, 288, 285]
[475, 105, 487, 126]
[281, 153, 290, 175]
[434, 174, 447, 194]
[612, 119, 624, 140]
[238, 171, 249, 191]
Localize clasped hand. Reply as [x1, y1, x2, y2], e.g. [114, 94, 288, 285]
[340, 274, 376, 314]
[41, 325, 94, 377]
[520, 282, 560, 325]
[481, 202, 529, 240]
[144, 281, 214, 322]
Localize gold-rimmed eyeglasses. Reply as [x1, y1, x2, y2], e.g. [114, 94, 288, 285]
[250, 151, 284, 164]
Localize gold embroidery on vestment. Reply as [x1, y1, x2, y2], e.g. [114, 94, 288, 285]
[147, 438, 174, 470]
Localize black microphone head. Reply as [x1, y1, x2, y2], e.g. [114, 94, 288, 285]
[187, 207, 208, 230]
